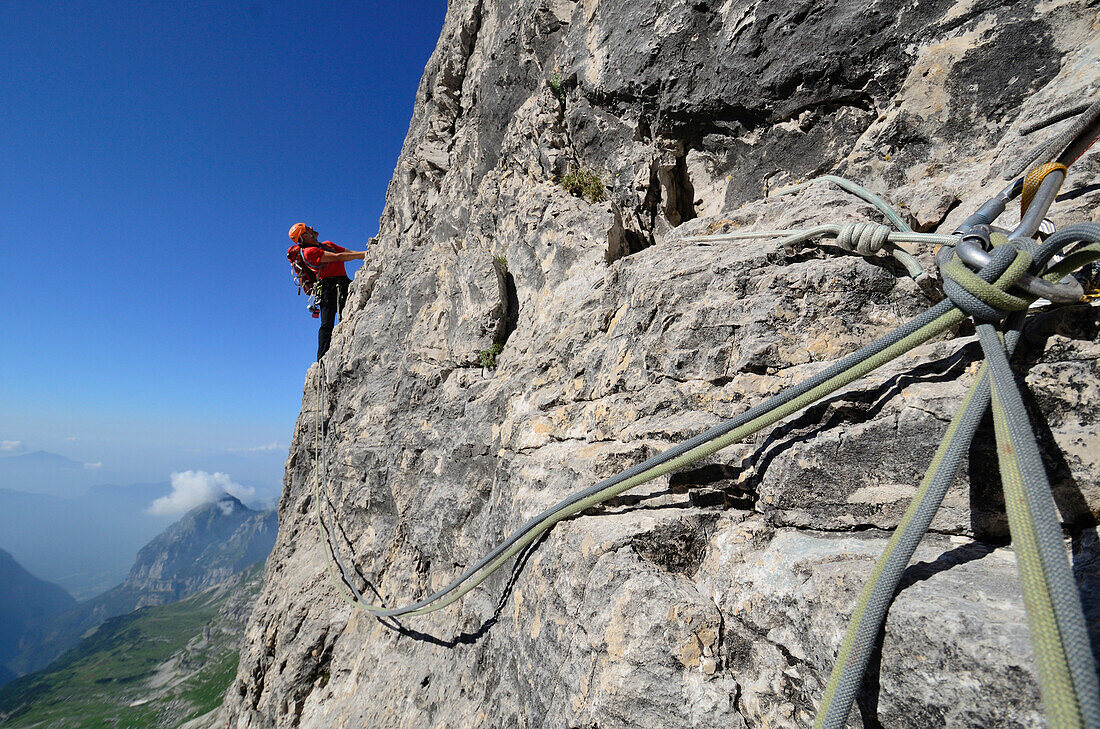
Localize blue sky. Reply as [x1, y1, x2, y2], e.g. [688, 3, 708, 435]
[0, 1, 449, 498]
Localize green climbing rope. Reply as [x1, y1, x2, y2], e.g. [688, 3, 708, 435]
[775, 175, 914, 232]
[683, 175, 936, 279]
[813, 226, 1100, 729]
[309, 108, 1100, 729]
[315, 301, 967, 616]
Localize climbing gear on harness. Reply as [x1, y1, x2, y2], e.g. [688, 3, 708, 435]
[288, 223, 328, 303]
[288, 244, 320, 294]
[311, 99, 1100, 729]
[307, 283, 320, 318]
[288, 240, 340, 314]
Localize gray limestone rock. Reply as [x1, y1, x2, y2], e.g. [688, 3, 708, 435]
[217, 0, 1100, 727]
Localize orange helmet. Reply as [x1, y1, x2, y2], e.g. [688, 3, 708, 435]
[288, 222, 308, 243]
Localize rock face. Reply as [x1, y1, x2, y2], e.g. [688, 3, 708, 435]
[223, 1, 1100, 727]
[119, 496, 277, 609]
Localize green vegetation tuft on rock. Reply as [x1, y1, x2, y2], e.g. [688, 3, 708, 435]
[549, 70, 565, 106]
[479, 341, 505, 369]
[560, 167, 606, 203]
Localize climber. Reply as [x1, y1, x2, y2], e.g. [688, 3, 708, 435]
[287, 223, 368, 360]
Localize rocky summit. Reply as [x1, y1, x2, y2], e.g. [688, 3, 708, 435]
[220, 1, 1100, 727]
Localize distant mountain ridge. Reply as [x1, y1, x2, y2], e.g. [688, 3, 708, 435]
[110, 495, 277, 610]
[0, 451, 93, 498]
[0, 483, 176, 598]
[0, 549, 76, 683]
[0, 481, 276, 600]
[5, 496, 277, 679]
[0, 450, 83, 467]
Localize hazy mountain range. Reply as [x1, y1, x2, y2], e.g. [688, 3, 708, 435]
[0, 549, 77, 686]
[0, 561, 268, 729]
[0, 451, 97, 497]
[0, 484, 178, 599]
[0, 451, 275, 599]
[0, 495, 277, 682]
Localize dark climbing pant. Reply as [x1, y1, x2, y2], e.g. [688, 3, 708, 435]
[317, 276, 351, 361]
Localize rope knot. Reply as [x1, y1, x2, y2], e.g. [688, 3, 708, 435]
[835, 222, 892, 256]
[939, 237, 1034, 322]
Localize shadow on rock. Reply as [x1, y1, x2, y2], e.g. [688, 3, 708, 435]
[376, 531, 551, 647]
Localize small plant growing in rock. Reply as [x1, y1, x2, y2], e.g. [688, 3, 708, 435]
[494, 254, 508, 268]
[560, 167, 606, 203]
[549, 70, 565, 106]
[479, 341, 505, 369]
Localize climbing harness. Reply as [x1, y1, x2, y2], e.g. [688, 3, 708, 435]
[310, 102, 1100, 728]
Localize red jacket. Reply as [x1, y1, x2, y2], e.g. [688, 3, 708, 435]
[291, 241, 349, 279]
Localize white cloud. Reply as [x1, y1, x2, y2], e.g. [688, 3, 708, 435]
[147, 471, 256, 516]
[1, 440, 23, 453]
[84, 462, 103, 470]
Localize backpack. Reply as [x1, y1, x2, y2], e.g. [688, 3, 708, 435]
[287, 242, 335, 318]
[287, 241, 339, 292]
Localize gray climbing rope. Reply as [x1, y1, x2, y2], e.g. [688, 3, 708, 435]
[683, 176, 933, 279]
[813, 100, 1100, 725]
[309, 102, 1100, 729]
[814, 224, 1100, 729]
[1004, 93, 1100, 179]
